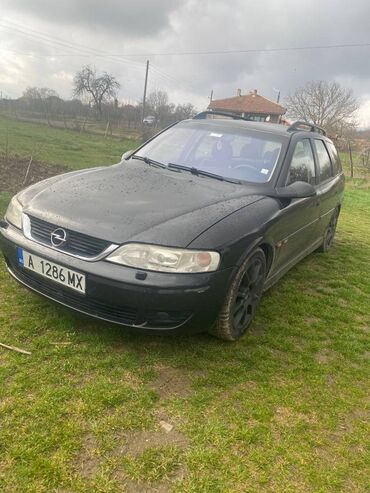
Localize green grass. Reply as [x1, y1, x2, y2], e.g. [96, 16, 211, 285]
[0, 184, 369, 492]
[0, 118, 369, 491]
[0, 115, 139, 170]
[0, 192, 11, 213]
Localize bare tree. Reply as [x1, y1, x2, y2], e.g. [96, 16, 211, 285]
[146, 90, 174, 121]
[73, 65, 120, 118]
[22, 87, 59, 100]
[174, 103, 197, 121]
[286, 81, 359, 133]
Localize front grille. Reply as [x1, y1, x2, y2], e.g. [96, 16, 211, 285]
[6, 258, 193, 329]
[29, 215, 111, 258]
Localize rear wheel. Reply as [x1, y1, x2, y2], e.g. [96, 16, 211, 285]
[209, 248, 266, 341]
[318, 208, 339, 253]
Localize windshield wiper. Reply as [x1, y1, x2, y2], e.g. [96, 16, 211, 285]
[168, 163, 241, 184]
[131, 157, 241, 184]
[131, 155, 167, 169]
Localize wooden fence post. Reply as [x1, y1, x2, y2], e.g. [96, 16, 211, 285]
[104, 121, 110, 138]
[348, 140, 354, 178]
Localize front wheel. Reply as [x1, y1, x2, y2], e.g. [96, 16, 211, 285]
[209, 248, 266, 341]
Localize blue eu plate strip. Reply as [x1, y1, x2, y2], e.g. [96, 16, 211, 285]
[17, 247, 24, 266]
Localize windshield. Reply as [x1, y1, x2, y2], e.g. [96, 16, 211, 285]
[134, 121, 285, 183]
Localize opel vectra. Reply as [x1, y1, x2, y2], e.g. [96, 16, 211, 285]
[0, 114, 344, 340]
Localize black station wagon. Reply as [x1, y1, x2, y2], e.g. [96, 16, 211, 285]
[0, 113, 344, 340]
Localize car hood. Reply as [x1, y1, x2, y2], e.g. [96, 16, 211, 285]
[19, 162, 264, 247]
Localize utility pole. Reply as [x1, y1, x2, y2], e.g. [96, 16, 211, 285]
[273, 88, 281, 104]
[209, 89, 213, 102]
[141, 60, 149, 125]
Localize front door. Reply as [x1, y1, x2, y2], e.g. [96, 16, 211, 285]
[269, 138, 321, 276]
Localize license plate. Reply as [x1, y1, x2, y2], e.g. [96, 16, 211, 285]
[18, 248, 86, 294]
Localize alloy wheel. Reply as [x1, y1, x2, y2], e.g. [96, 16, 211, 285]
[325, 213, 338, 249]
[232, 257, 265, 332]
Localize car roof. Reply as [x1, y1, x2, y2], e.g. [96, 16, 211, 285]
[182, 117, 330, 141]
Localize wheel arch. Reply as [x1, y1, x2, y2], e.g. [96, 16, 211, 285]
[234, 237, 275, 277]
[258, 241, 274, 276]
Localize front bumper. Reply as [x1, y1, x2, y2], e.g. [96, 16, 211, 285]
[0, 221, 235, 333]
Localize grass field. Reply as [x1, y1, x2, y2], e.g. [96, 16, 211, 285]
[0, 115, 138, 170]
[0, 117, 369, 492]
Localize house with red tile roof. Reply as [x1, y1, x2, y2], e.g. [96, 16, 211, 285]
[208, 89, 286, 123]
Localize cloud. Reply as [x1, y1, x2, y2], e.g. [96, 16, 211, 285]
[1, 0, 370, 125]
[1, 0, 180, 36]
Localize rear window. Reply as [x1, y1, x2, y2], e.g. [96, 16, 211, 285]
[326, 141, 342, 175]
[314, 140, 333, 182]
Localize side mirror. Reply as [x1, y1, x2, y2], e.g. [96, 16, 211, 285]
[121, 150, 134, 161]
[275, 181, 316, 199]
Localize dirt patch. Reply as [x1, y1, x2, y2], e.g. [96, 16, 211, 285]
[113, 428, 189, 492]
[337, 297, 349, 306]
[118, 370, 142, 389]
[249, 323, 266, 336]
[151, 367, 192, 400]
[274, 406, 318, 426]
[317, 285, 337, 295]
[314, 348, 338, 364]
[0, 155, 70, 194]
[326, 374, 337, 386]
[124, 480, 171, 493]
[75, 433, 100, 480]
[117, 429, 189, 457]
[302, 288, 322, 298]
[328, 407, 369, 446]
[304, 316, 321, 325]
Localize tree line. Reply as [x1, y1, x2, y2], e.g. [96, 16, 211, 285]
[0, 65, 197, 131]
[0, 64, 360, 136]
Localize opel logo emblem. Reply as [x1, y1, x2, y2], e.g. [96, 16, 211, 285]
[51, 228, 67, 247]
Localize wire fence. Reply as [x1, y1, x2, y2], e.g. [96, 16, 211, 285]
[338, 139, 370, 180]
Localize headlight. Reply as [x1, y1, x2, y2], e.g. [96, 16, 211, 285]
[5, 196, 23, 229]
[106, 243, 220, 273]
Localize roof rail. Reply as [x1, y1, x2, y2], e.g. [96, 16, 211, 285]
[288, 120, 326, 136]
[193, 110, 251, 122]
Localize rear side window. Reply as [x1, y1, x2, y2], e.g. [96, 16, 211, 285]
[287, 139, 316, 185]
[326, 141, 342, 175]
[314, 140, 333, 181]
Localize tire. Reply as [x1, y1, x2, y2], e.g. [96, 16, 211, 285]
[209, 248, 266, 341]
[317, 208, 340, 253]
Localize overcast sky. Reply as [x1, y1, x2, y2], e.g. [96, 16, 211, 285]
[1, 0, 370, 126]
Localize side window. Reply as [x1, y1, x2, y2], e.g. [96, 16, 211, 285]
[314, 140, 333, 181]
[287, 139, 316, 185]
[326, 141, 342, 175]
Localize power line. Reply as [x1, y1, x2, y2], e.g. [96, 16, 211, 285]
[2, 20, 370, 59]
[0, 20, 200, 96]
[3, 40, 370, 58]
[94, 41, 370, 57]
[0, 21, 146, 71]
[150, 64, 198, 93]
